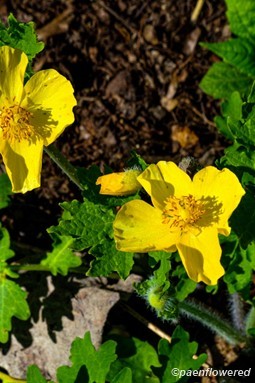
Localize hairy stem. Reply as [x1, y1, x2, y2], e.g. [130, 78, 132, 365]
[228, 292, 245, 332]
[179, 299, 246, 345]
[44, 144, 83, 190]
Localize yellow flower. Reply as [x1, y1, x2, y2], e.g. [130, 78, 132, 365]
[96, 169, 142, 196]
[113, 161, 245, 285]
[0, 46, 77, 193]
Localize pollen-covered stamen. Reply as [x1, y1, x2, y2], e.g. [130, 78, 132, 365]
[162, 194, 205, 230]
[0, 104, 34, 142]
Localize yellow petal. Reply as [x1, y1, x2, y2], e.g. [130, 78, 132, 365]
[177, 227, 225, 285]
[114, 200, 178, 252]
[0, 46, 28, 104]
[96, 170, 141, 196]
[193, 167, 245, 235]
[137, 161, 193, 210]
[21, 69, 77, 145]
[0, 137, 43, 193]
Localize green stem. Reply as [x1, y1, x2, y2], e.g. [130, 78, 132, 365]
[10, 264, 50, 272]
[44, 144, 83, 190]
[179, 299, 246, 345]
[10, 264, 88, 274]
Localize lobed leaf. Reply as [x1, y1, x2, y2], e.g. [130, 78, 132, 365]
[57, 332, 117, 383]
[199, 62, 253, 99]
[88, 241, 134, 280]
[48, 199, 115, 251]
[107, 336, 161, 383]
[27, 365, 51, 383]
[224, 242, 255, 299]
[111, 367, 132, 383]
[49, 198, 135, 278]
[0, 13, 44, 61]
[0, 226, 14, 264]
[200, 1, 255, 99]
[226, 0, 255, 40]
[0, 278, 30, 343]
[154, 326, 207, 383]
[201, 39, 255, 78]
[40, 235, 82, 276]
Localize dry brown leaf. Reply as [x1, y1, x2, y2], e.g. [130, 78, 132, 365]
[161, 97, 178, 112]
[171, 125, 199, 148]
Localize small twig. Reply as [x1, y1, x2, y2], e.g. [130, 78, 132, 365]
[182, 99, 216, 127]
[120, 302, 210, 368]
[120, 302, 171, 342]
[37, 1, 73, 41]
[191, 0, 205, 23]
[98, 1, 135, 34]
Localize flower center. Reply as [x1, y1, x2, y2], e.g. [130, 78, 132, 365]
[162, 195, 205, 230]
[0, 105, 34, 142]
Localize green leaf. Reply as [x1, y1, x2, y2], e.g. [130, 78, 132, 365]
[148, 251, 171, 264]
[230, 189, 255, 248]
[169, 254, 197, 301]
[221, 91, 243, 121]
[219, 143, 255, 185]
[148, 251, 171, 285]
[88, 241, 134, 280]
[216, 114, 255, 149]
[201, 39, 255, 77]
[40, 236, 82, 276]
[154, 326, 207, 383]
[111, 367, 132, 383]
[49, 199, 135, 278]
[153, 257, 171, 286]
[0, 278, 30, 343]
[0, 226, 18, 279]
[0, 226, 15, 265]
[126, 151, 148, 171]
[226, 0, 255, 40]
[107, 336, 161, 383]
[247, 81, 255, 102]
[224, 242, 255, 298]
[174, 273, 197, 302]
[57, 332, 117, 383]
[27, 365, 49, 383]
[0, 173, 12, 210]
[48, 199, 115, 251]
[0, 228, 30, 343]
[0, 13, 44, 61]
[199, 61, 253, 99]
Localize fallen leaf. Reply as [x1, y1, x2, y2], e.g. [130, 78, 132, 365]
[171, 125, 199, 148]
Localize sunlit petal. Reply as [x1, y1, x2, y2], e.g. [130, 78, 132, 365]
[0, 134, 43, 193]
[21, 69, 77, 145]
[137, 161, 193, 209]
[193, 166, 245, 234]
[0, 46, 28, 104]
[114, 200, 178, 252]
[177, 227, 225, 285]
